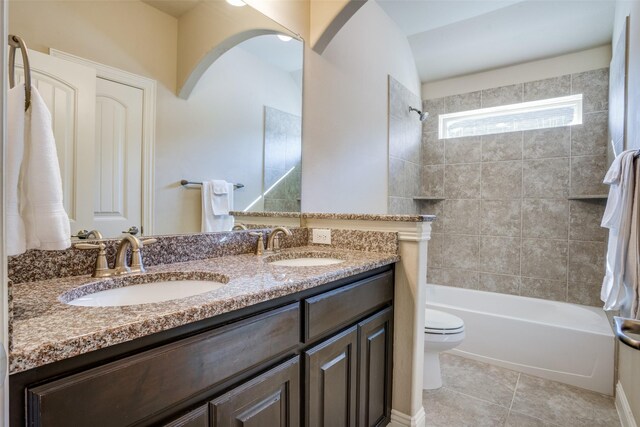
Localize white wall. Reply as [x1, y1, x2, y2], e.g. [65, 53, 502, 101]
[155, 46, 302, 234]
[422, 45, 612, 99]
[613, 0, 640, 423]
[302, 0, 420, 214]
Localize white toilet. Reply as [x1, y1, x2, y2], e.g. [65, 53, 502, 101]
[423, 308, 465, 390]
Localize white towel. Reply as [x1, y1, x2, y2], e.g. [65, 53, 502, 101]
[601, 149, 637, 310]
[201, 181, 234, 232]
[211, 179, 231, 215]
[7, 85, 27, 256]
[20, 86, 71, 251]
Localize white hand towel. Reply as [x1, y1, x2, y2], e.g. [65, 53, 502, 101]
[21, 86, 71, 251]
[201, 181, 235, 232]
[601, 149, 637, 310]
[7, 85, 27, 256]
[211, 179, 231, 215]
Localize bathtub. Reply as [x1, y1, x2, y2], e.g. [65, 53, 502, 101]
[426, 284, 615, 395]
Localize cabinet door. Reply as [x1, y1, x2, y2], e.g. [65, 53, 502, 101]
[305, 327, 358, 427]
[164, 405, 209, 427]
[358, 308, 393, 427]
[210, 356, 300, 427]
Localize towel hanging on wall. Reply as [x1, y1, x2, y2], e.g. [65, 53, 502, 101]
[601, 149, 639, 314]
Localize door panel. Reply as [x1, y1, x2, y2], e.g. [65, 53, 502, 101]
[164, 405, 209, 427]
[358, 308, 392, 427]
[14, 49, 96, 231]
[210, 356, 300, 427]
[93, 78, 143, 236]
[305, 327, 357, 427]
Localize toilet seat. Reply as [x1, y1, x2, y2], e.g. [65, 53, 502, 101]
[425, 309, 464, 335]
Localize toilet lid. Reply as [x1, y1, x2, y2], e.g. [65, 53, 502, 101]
[425, 309, 464, 332]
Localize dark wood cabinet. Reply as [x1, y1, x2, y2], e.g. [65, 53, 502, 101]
[210, 356, 300, 427]
[305, 327, 358, 427]
[11, 265, 394, 427]
[164, 405, 209, 427]
[357, 307, 393, 427]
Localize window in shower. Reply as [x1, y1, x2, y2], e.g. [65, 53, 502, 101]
[438, 94, 583, 139]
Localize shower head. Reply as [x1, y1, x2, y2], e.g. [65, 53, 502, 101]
[409, 106, 429, 122]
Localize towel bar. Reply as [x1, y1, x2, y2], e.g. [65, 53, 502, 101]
[614, 316, 640, 350]
[8, 34, 31, 111]
[180, 180, 244, 190]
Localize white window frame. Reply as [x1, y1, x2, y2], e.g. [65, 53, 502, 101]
[438, 94, 583, 139]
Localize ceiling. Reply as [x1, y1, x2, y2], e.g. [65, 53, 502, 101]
[377, 0, 616, 83]
[142, 0, 200, 18]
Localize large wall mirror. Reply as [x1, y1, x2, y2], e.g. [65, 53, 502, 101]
[8, 0, 303, 239]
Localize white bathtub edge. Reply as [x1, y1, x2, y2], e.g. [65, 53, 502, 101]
[616, 381, 639, 427]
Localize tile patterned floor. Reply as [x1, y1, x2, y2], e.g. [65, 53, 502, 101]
[423, 353, 621, 427]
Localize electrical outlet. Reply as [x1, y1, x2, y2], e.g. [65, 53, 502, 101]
[312, 228, 331, 245]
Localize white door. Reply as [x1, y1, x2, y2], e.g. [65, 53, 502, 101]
[93, 78, 143, 237]
[14, 50, 96, 234]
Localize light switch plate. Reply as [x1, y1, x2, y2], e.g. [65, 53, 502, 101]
[312, 228, 331, 245]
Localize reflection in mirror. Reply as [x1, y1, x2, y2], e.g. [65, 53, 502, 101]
[8, 0, 303, 239]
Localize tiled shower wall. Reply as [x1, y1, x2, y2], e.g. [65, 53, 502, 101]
[421, 68, 610, 306]
[388, 76, 422, 214]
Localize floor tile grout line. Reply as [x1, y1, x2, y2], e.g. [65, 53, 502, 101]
[437, 384, 513, 410]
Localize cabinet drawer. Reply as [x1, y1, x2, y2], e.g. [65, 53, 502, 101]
[27, 303, 301, 427]
[304, 271, 393, 342]
[164, 405, 209, 427]
[210, 356, 300, 427]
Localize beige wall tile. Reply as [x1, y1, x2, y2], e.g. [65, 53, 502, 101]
[446, 136, 481, 164]
[444, 199, 480, 235]
[571, 68, 609, 113]
[428, 232, 444, 268]
[421, 164, 444, 197]
[443, 234, 479, 270]
[523, 158, 569, 198]
[482, 132, 523, 162]
[567, 281, 602, 306]
[568, 240, 605, 284]
[569, 200, 606, 242]
[522, 127, 570, 159]
[479, 236, 521, 275]
[570, 155, 608, 196]
[521, 238, 568, 281]
[479, 273, 520, 295]
[522, 199, 569, 239]
[571, 112, 608, 157]
[445, 91, 481, 113]
[481, 161, 522, 199]
[427, 267, 444, 285]
[482, 84, 523, 108]
[481, 200, 521, 237]
[520, 277, 567, 301]
[404, 161, 420, 197]
[445, 163, 481, 199]
[422, 97, 445, 134]
[523, 75, 571, 102]
[389, 156, 404, 197]
[422, 131, 444, 165]
[441, 268, 480, 289]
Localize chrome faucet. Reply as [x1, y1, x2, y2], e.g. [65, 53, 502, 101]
[266, 227, 292, 253]
[75, 235, 156, 278]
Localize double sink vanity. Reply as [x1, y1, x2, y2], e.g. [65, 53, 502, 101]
[6, 215, 437, 427]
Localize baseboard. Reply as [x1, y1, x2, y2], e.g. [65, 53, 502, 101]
[388, 407, 426, 427]
[616, 381, 638, 427]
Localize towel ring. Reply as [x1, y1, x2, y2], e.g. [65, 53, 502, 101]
[8, 35, 32, 111]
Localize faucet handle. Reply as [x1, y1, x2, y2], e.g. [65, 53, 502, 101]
[74, 242, 111, 278]
[249, 232, 264, 256]
[140, 238, 157, 247]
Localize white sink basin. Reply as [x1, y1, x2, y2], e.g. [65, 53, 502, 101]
[268, 257, 344, 267]
[67, 280, 226, 307]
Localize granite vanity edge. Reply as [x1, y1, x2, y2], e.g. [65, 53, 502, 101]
[10, 253, 399, 374]
[231, 211, 436, 222]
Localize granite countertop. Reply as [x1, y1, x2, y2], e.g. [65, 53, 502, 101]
[231, 211, 436, 222]
[10, 246, 399, 374]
